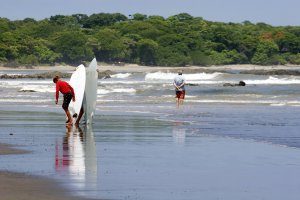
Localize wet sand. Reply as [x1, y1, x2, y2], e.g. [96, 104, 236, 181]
[0, 144, 91, 200]
[1, 106, 300, 200]
[0, 143, 29, 155]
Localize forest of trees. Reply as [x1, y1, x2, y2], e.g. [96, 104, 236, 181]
[1, 13, 300, 67]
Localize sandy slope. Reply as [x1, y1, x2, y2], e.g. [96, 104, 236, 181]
[0, 144, 92, 200]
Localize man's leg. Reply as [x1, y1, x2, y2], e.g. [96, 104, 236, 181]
[179, 99, 184, 105]
[63, 93, 73, 125]
[175, 91, 180, 108]
[176, 98, 180, 108]
[180, 91, 185, 105]
[75, 107, 84, 126]
[64, 108, 73, 124]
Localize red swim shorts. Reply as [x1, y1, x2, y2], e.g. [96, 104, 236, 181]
[176, 91, 185, 99]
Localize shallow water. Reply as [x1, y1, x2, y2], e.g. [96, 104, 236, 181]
[1, 71, 300, 199]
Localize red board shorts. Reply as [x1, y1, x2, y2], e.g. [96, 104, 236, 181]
[176, 90, 185, 99]
[62, 92, 73, 110]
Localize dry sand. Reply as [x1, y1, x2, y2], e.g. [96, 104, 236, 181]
[0, 144, 92, 200]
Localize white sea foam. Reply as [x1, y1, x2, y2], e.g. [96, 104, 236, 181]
[0, 73, 23, 76]
[145, 72, 222, 81]
[99, 80, 143, 85]
[97, 89, 110, 95]
[161, 95, 197, 98]
[6, 80, 52, 85]
[112, 88, 136, 93]
[244, 76, 300, 85]
[0, 99, 51, 103]
[185, 99, 300, 105]
[270, 103, 287, 106]
[97, 88, 136, 95]
[111, 73, 132, 79]
[187, 80, 224, 85]
[0, 80, 52, 89]
[19, 85, 55, 93]
[270, 101, 300, 106]
[96, 99, 127, 102]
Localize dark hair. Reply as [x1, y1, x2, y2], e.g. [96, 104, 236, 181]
[53, 75, 59, 83]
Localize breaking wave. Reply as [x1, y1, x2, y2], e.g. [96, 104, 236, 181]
[244, 76, 300, 85]
[111, 73, 132, 79]
[19, 85, 55, 93]
[97, 88, 136, 95]
[145, 72, 222, 81]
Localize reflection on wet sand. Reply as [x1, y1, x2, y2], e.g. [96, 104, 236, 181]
[55, 125, 97, 197]
[172, 122, 186, 144]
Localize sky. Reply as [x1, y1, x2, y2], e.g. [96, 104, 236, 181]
[0, 0, 299, 26]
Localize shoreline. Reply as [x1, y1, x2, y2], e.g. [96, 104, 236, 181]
[0, 143, 92, 200]
[1, 64, 300, 74]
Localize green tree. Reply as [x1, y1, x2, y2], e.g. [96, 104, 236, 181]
[251, 40, 279, 65]
[190, 51, 213, 66]
[132, 13, 147, 21]
[53, 31, 93, 64]
[136, 39, 158, 65]
[156, 47, 190, 66]
[83, 13, 127, 28]
[276, 32, 300, 53]
[167, 13, 193, 22]
[90, 28, 129, 62]
[0, 32, 19, 60]
[33, 39, 61, 64]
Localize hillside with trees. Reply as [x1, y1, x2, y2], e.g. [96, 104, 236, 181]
[1, 13, 300, 67]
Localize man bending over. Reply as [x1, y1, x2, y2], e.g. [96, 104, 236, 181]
[53, 76, 75, 125]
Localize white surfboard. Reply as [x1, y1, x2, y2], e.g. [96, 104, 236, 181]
[69, 64, 86, 119]
[84, 58, 98, 124]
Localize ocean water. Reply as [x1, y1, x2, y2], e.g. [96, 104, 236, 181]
[1, 70, 300, 200]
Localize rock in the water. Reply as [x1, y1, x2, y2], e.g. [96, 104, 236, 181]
[98, 70, 114, 79]
[19, 89, 36, 92]
[186, 83, 199, 86]
[223, 81, 246, 87]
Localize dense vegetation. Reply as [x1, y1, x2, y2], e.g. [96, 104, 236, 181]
[1, 13, 300, 66]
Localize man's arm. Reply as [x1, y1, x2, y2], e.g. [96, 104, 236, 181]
[178, 78, 185, 89]
[178, 82, 185, 89]
[55, 83, 59, 104]
[173, 82, 179, 90]
[69, 84, 75, 101]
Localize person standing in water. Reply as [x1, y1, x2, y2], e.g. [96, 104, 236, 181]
[173, 70, 186, 108]
[53, 76, 75, 125]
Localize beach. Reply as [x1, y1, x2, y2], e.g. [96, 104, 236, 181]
[0, 144, 90, 200]
[1, 65, 300, 199]
[2, 64, 300, 74]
